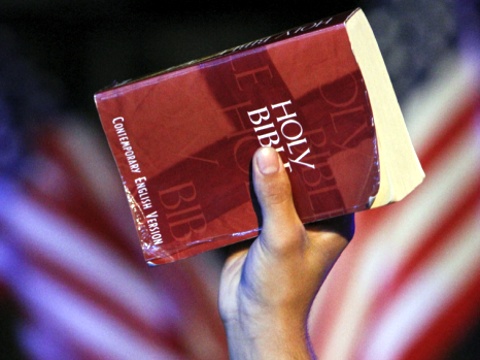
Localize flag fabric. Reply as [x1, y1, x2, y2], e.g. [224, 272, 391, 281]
[0, 30, 230, 359]
[309, 16, 480, 360]
[0, 122, 229, 359]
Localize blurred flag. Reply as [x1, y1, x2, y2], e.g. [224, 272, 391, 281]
[310, 1, 480, 359]
[0, 121, 229, 359]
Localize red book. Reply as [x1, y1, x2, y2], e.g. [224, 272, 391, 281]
[94, 8, 424, 265]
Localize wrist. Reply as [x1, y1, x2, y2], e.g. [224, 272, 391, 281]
[223, 313, 315, 360]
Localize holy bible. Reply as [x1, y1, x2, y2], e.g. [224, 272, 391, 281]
[94, 8, 425, 265]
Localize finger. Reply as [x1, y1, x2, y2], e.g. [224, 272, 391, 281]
[252, 147, 304, 253]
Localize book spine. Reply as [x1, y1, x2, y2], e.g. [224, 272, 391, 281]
[99, 10, 355, 91]
[215, 10, 352, 56]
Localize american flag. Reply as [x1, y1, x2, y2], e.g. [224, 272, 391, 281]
[0, 23, 229, 358]
[0, 122, 229, 359]
[309, 1, 480, 359]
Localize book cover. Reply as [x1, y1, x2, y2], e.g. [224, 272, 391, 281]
[94, 8, 421, 265]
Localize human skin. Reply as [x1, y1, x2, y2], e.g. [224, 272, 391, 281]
[219, 147, 354, 359]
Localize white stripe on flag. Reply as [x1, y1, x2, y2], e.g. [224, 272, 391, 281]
[312, 48, 479, 360]
[404, 54, 478, 153]
[0, 179, 179, 332]
[316, 116, 479, 360]
[360, 206, 480, 360]
[9, 259, 181, 360]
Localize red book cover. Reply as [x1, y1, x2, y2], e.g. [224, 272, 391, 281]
[94, 9, 385, 264]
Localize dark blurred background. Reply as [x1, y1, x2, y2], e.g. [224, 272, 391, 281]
[0, 0, 365, 123]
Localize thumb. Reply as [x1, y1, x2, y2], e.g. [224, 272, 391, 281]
[252, 147, 304, 253]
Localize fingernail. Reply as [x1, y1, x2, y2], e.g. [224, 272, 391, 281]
[256, 147, 280, 175]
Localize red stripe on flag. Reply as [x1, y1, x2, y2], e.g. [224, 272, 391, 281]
[30, 127, 142, 263]
[363, 174, 480, 319]
[400, 269, 480, 360]
[417, 95, 479, 171]
[311, 72, 480, 360]
[13, 235, 185, 355]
